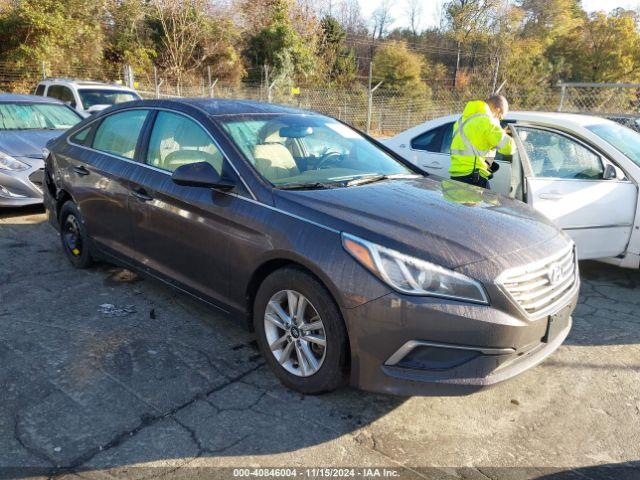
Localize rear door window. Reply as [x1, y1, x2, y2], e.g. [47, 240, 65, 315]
[93, 110, 149, 159]
[411, 123, 455, 153]
[411, 128, 442, 152]
[35, 84, 45, 96]
[440, 122, 454, 154]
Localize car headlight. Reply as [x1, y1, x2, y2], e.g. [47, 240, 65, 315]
[342, 233, 489, 304]
[0, 152, 29, 171]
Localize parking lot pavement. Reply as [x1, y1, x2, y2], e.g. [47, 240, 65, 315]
[0, 206, 639, 480]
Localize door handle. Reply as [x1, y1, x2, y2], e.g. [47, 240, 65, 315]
[73, 165, 90, 176]
[132, 188, 153, 202]
[538, 192, 564, 200]
[424, 161, 443, 169]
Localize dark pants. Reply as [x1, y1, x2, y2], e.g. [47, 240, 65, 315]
[451, 174, 491, 190]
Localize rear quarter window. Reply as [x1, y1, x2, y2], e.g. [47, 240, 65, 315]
[69, 125, 94, 146]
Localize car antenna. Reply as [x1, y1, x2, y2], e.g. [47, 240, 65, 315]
[494, 80, 507, 95]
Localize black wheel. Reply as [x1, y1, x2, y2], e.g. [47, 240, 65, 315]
[253, 267, 349, 394]
[59, 201, 93, 269]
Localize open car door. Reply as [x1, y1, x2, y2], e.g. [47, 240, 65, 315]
[514, 125, 638, 260]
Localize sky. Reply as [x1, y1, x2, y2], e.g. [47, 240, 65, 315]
[357, 0, 640, 31]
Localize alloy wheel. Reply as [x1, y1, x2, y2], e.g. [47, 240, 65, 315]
[263, 290, 327, 377]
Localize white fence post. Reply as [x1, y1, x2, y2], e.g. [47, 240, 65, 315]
[366, 62, 382, 134]
[558, 82, 566, 112]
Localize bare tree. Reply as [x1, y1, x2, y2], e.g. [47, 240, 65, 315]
[152, 0, 208, 92]
[335, 0, 368, 35]
[371, 0, 395, 40]
[404, 0, 423, 37]
[444, 0, 500, 43]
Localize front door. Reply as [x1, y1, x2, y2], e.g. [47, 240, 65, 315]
[515, 125, 638, 259]
[127, 109, 247, 308]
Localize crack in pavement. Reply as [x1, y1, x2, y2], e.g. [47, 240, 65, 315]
[13, 413, 56, 469]
[246, 387, 429, 479]
[43, 361, 265, 478]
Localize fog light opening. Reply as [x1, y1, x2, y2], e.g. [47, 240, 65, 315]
[396, 346, 480, 371]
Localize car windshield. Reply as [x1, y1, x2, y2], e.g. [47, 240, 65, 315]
[0, 102, 81, 130]
[219, 114, 416, 188]
[587, 122, 640, 167]
[78, 89, 140, 109]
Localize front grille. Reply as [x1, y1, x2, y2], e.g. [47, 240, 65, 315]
[29, 168, 45, 190]
[498, 245, 577, 318]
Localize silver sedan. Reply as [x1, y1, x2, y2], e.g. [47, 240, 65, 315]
[0, 94, 82, 206]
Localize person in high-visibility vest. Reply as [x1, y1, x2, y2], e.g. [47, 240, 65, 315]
[449, 95, 514, 189]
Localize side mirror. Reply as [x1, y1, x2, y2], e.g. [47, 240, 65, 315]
[171, 161, 235, 190]
[603, 164, 617, 180]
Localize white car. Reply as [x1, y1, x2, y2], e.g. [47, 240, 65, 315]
[385, 112, 640, 269]
[34, 79, 141, 116]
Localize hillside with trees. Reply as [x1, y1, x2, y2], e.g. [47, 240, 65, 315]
[1, 0, 639, 132]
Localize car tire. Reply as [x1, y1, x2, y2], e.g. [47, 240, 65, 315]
[253, 267, 349, 394]
[59, 201, 93, 269]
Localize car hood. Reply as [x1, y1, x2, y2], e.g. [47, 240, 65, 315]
[0, 130, 63, 158]
[274, 177, 564, 270]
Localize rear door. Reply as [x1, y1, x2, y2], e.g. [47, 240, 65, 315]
[65, 109, 150, 259]
[126, 109, 250, 308]
[399, 122, 454, 174]
[515, 125, 637, 259]
[395, 121, 516, 197]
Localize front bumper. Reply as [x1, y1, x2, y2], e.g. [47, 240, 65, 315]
[0, 159, 45, 207]
[345, 286, 578, 396]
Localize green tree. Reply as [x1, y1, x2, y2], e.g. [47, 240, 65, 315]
[103, 0, 156, 72]
[519, 0, 584, 42]
[318, 16, 356, 86]
[246, 0, 315, 82]
[372, 41, 429, 98]
[0, 0, 105, 70]
[552, 9, 640, 83]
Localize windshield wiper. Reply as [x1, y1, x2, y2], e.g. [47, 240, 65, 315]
[277, 182, 335, 190]
[345, 175, 387, 187]
[345, 173, 421, 187]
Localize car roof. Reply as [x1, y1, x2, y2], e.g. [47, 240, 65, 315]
[0, 93, 65, 104]
[38, 78, 136, 91]
[134, 98, 316, 116]
[507, 111, 611, 127]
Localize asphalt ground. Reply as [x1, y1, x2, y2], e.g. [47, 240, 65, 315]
[1, 206, 639, 480]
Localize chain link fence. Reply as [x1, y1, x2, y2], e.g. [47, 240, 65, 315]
[2, 61, 639, 136]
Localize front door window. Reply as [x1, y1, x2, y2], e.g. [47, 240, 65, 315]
[517, 127, 604, 179]
[146, 111, 225, 174]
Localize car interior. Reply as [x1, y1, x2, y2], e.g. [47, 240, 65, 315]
[517, 128, 604, 180]
[147, 114, 224, 174]
[222, 116, 412, 186]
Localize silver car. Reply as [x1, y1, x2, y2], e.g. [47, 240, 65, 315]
[0, 94, 82, 206]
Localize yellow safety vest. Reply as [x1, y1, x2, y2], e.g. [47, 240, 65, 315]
[449, 100, 514, 179]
